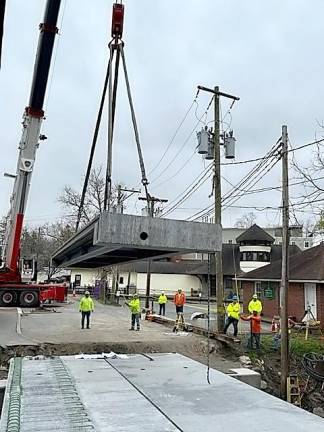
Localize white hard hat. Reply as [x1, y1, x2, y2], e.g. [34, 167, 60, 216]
[252, 294, 258, 299]
[85, 291, 90, 295]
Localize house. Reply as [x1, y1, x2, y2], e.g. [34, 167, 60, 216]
[68, 224, 301, 298]
[237, 243, 324, 326]
[223, 224, 312, 250]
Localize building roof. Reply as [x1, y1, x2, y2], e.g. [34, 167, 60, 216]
[236, 224, 275, 243]
[120, 243, 302, 278]
[238, 243, 324, 282]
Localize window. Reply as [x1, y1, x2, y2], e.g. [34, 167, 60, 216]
[304, 241, 309, 248]
[255, 281, 262, 297]
[119, 276, 124, 284]
[240, 251, 270, 262]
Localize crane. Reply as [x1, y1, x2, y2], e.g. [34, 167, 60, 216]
[0, 0, 66, 306]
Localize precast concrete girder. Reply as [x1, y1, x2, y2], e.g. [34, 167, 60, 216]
[51, 211, 221, 268]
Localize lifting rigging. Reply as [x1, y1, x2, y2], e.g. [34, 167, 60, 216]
[76, 2, 151, 232]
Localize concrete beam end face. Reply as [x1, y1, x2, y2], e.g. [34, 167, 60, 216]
[96, 212, 222, 253]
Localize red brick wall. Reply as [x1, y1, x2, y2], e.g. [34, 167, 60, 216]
[241, 280, 305, 321]
[316, 284, 324, 328]
[288, 282, 304, 321]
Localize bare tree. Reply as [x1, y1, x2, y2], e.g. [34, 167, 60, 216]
[58, 165, 119, 227]
[291, 140, 324, 235]
[234, 212, 257, 228]
[21, 222, 75, 279]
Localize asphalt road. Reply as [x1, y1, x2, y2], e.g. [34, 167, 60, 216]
[0, 308, 35, 346]
[152, 301, 271, 334]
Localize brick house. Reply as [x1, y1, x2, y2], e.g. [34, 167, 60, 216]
[237, 243, 324, 327]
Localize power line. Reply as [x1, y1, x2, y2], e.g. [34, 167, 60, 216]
[147, 96, 198, 176]
[149, 96, 214, 185]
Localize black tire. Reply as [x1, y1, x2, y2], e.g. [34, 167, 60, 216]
[19, 291, 39, 307]
[0, 290, 17, 307]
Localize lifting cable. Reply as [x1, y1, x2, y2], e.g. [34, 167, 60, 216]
[119, 43, 150, 202]
[75, 49, 112, 232]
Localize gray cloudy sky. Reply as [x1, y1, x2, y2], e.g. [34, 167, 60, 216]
[1, 0, 323, 228]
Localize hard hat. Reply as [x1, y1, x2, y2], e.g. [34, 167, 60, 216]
[85, 290, 90, 295]
[232, 295, 238, 301]
[133, 293, 139, 298]
[253, 294, 258, 299]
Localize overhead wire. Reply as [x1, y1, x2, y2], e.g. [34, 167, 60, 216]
[149, 95, 214, 185]
[186, 139, 283, 221]
[147, 95, 199, 176]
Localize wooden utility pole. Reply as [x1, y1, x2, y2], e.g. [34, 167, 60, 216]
[280, 124, 289, 399]
[139, 195, 168, 309]
[213, 86, 224, 332]
[197, 85, 239, 332]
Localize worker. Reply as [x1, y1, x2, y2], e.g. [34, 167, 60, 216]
[223, 295, 240, 337]
[126, 293, 141, 331]
[79, 290, 94, 330]
[173, 288, 186, 332]
[248, 294, 263, 314]
[241, 311, 261, 351]
[158, 292, 168, 316]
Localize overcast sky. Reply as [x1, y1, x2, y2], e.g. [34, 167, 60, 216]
[1, 0, 323, 229]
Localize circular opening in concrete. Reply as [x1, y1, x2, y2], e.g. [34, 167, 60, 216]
[140, 231, 148, 240]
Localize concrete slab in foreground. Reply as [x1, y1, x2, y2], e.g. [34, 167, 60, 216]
[1, 353, 323, 431]
[52, 212, 221, 268]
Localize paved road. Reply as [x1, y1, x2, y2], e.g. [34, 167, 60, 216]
[152, 301, 271, 334]
[0, 308, 36, 346]
[0, 297, 241, 373]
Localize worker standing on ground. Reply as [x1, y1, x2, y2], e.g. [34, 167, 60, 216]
[126, 293, 141, 331]
[248, 294, 263, 314]
[241, 311, 261, 351]
[158, 292, 168, 316]
[223, 295, 240, 337]
[79, 290, 94, 330]
[173, 288, 186, 332]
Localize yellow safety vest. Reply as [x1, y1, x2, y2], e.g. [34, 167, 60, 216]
[226, 302, 240, 320]
[248, 299, 262, 314]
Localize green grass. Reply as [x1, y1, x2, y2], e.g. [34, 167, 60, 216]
[290, 336, 324, 357]
[241, 333, 324, 358]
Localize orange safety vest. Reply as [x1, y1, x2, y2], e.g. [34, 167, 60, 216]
[174, 292, 186, 306]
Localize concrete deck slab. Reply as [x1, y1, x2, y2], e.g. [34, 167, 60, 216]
[52, 212, 221, 268]
[1, 354, 324, 431]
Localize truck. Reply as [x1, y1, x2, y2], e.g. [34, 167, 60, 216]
[0, 0, 67, 307]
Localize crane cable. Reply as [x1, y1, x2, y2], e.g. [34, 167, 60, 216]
[75, 45, 113, 231]
[119, 43, 150, 202]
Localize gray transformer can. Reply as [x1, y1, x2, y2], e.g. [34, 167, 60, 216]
[197, 128, 209, 154]
[224, 136, 236, 159]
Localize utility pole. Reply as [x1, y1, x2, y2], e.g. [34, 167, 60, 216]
[139, 195, 168, 309]
[116, 185, 141, 214]
[197, 85, 239, 332]
[280, 125, 289, 400]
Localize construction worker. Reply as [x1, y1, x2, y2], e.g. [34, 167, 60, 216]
[241, 311, 261, 351]
[79, 290, 94, 330]
[158, 292, 168, 316]
[173, 288, 186, 332]
[248, 293, 263, 314]
[126, 293, 141, 331]
[223, 295, 240, 337]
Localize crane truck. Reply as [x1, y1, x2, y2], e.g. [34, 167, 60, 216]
[0, 0, 67, 307]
